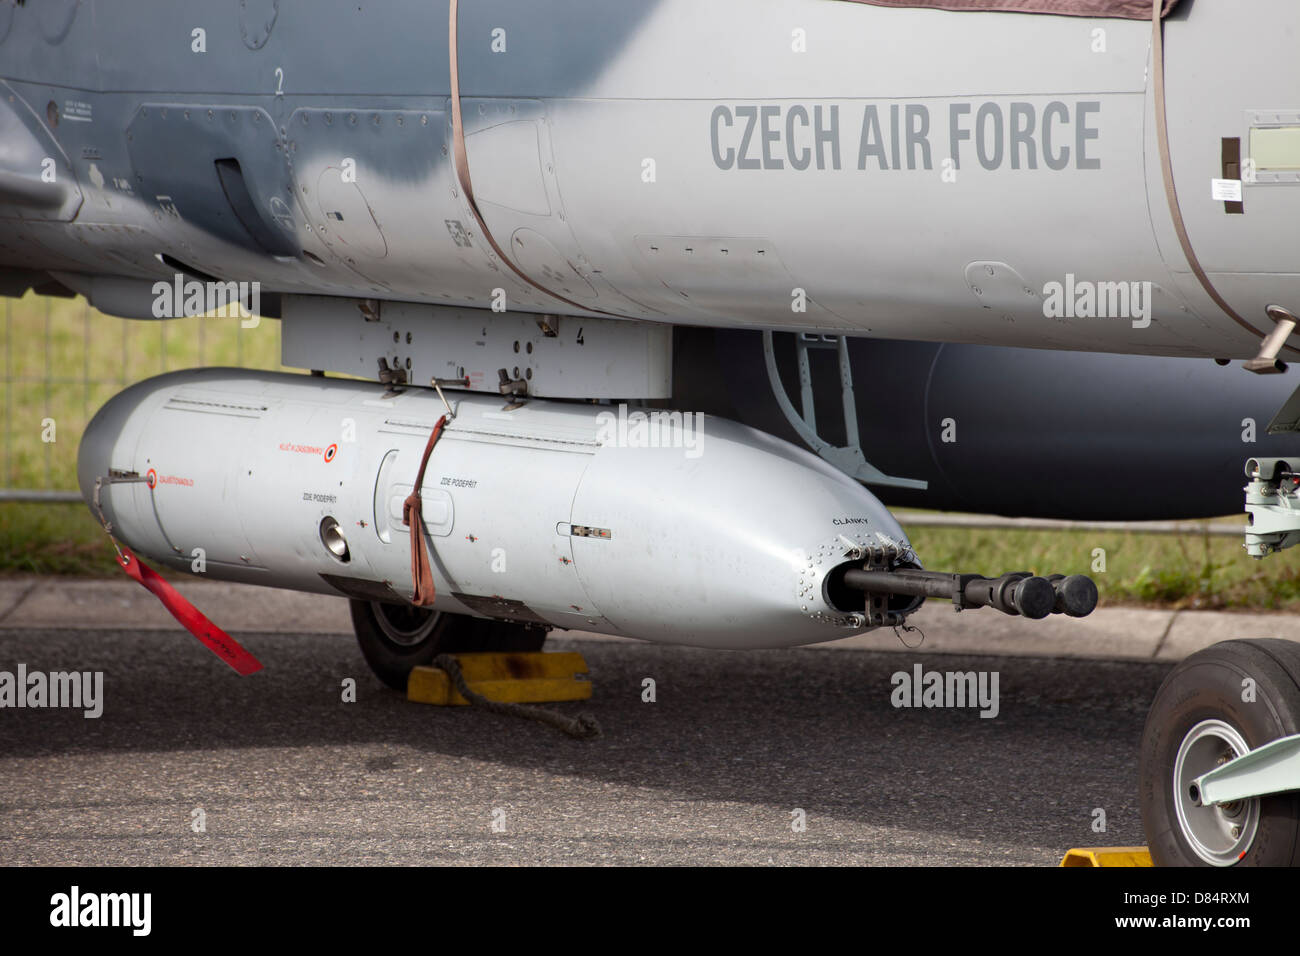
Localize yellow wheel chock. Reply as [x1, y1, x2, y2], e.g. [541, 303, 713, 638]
[407, 652, 592, 706]
[1059, 847, 1153, 867]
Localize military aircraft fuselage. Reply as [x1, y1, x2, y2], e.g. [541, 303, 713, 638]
[1, 0, 1297, 359]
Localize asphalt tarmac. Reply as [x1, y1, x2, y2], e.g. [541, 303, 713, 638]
[0, 626, 1168, 865]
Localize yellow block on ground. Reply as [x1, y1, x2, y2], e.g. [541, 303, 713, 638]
[407, 652, 592, 706]
[1059, 847, 1153, 867]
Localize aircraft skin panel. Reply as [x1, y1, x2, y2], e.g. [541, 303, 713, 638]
[561, 0, 1154, 101]
[837, 0, 1179, 19]
[0, 0, 1294, 360]
[1157, 4, 1300, 279]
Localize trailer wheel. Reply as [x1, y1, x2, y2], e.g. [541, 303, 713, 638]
[1139, 639, 1300, 866]
[349, 600, 547, 691]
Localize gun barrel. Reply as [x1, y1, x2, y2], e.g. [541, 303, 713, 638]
[842, 567, 1095, 620]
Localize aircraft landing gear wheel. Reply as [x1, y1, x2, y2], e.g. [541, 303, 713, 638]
[349, 600, 548, 691]
[1139, 639, 1300, 866]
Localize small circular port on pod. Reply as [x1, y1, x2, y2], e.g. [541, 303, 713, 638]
[320, 516, 350, 562]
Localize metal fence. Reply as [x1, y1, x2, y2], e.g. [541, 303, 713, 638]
[1, 293, 281, 501]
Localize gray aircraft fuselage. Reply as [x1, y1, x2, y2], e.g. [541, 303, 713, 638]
[1, 0, 1297, 360]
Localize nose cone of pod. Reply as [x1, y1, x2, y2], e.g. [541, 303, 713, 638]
[568, 412, 911, 648]
[77, 373, 177, 528]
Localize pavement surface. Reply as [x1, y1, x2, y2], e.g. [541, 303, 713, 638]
[0, 577, 1296, 865]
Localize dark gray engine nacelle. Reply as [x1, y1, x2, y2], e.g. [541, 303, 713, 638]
[675, 329, 1300, 520]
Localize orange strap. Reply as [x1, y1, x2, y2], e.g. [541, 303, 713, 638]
[403, 415, 448, 606]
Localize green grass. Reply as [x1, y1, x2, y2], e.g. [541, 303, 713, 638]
[2, 292, 1298, 608]
[0, 504, 113, 577]
[906, 525, 1300, 612]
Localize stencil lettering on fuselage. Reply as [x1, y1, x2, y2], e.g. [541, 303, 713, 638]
[711, 101, 1101, 172]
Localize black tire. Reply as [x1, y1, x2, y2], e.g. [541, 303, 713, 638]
[349, 600, 548, 691]
[1139, 638, 1300, 866]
